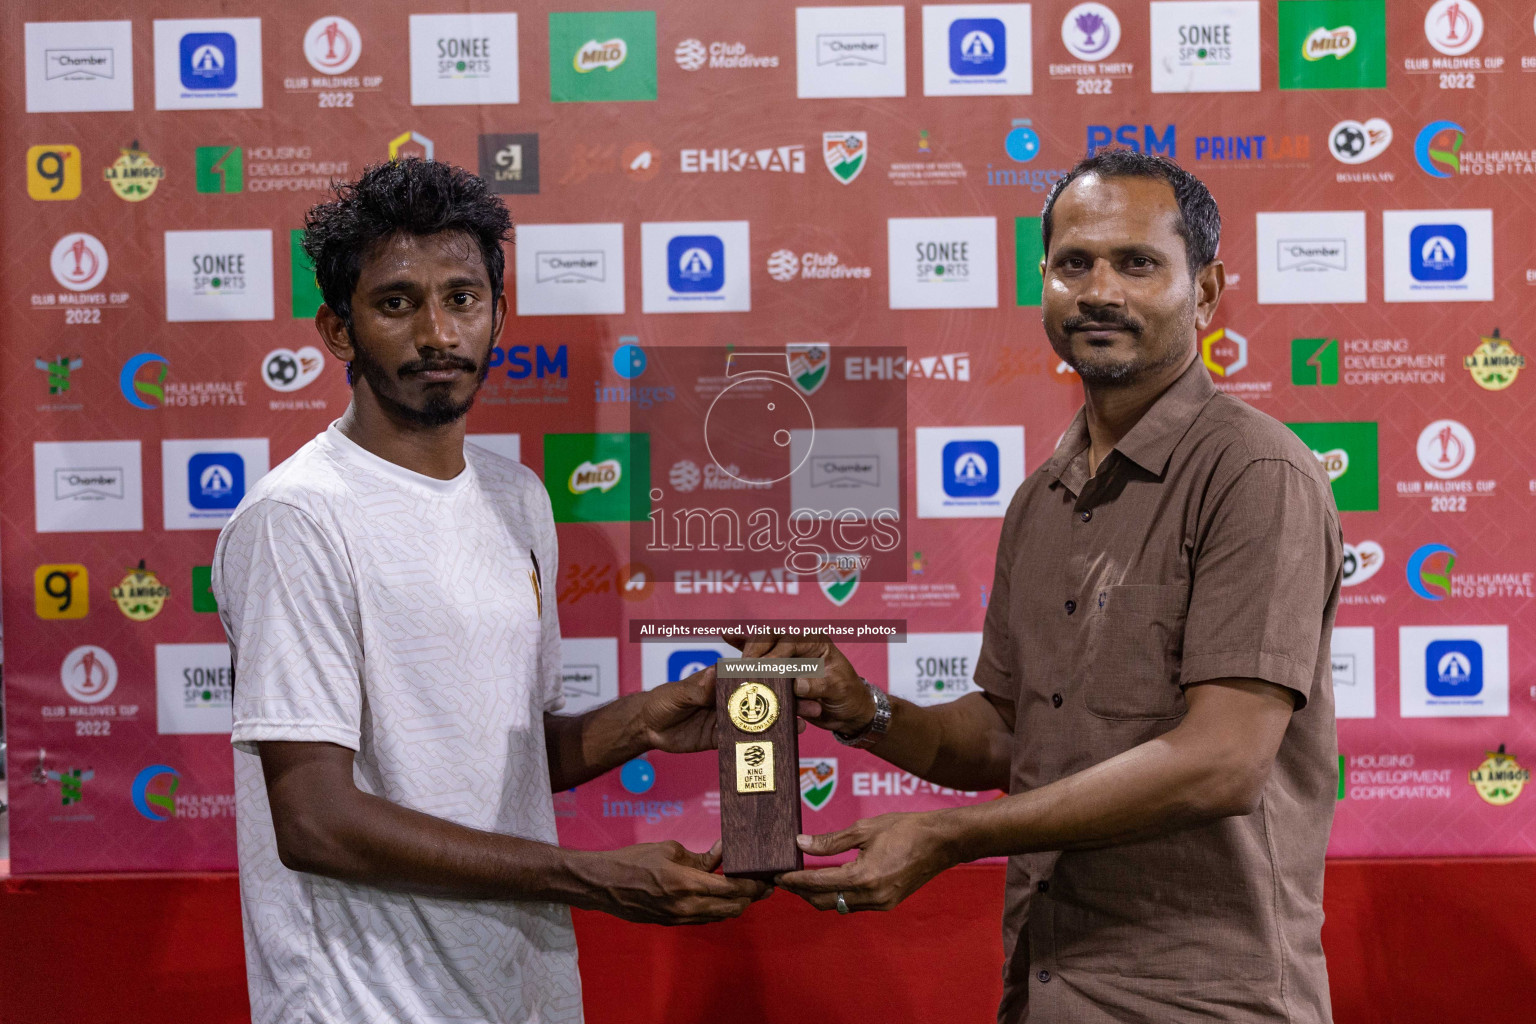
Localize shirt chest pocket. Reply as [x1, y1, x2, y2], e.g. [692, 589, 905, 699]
[1081, 584, 1189, 721]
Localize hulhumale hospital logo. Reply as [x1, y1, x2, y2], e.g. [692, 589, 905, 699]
[131, 764, 180, 820]
[1407, 542, 1455, 600]
[120, 353, 169, 409]
[1415, 120, 1464, 178]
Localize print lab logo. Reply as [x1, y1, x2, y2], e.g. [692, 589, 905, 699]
[61, 644, 118, 704]
[1062, 4, 1121, 61]
[304, 17, 361, 75]
[1424, 0, 1482, 57]
[1329, 118, 1392, 164]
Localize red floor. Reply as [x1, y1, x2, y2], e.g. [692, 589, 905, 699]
[1, 860, 1533, 1023]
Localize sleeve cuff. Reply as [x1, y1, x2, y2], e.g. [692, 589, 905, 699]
[231, 719, 361, 755]
[1180, 650, 1313, 710]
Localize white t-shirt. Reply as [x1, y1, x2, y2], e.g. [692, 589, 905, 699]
[213, 423, 583, 1024]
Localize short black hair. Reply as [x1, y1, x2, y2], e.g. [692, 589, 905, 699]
[1040, 149, 1221, 275]
[302, 159, 513, 325]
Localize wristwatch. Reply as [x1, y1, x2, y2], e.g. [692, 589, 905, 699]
[834, 679, 891, 749]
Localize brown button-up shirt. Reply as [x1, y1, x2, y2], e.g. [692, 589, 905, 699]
[975, 358, 1342, 1023]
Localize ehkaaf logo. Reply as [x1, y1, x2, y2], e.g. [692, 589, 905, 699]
[681, 144, 805, 174]
[1087, 124, 1176, 157]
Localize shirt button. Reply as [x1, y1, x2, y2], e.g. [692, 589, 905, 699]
[1065, 599, 1077, 615]
[1080, 509, 1092, 523]
[1037, 970, 1052, 983]
[1037, 880, 1050, 893]
[1052, 693, 1063, 708]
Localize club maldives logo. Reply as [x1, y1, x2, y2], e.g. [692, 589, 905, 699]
[131, 764, 180, 821]
[800, 758, 838, 810]
[119, 353, 170, 409]
[1407, 542, 1455, 600]
[1415, 120, 1464, 178]
[823, 131, 867, 184]
[304, 16, 362, 74]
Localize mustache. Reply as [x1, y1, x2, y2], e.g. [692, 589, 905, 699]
[1062, 309, 1144, 335]
[398, 355, 480, 377]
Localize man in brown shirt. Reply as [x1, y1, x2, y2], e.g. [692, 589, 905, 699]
[768, 150, 1342, 1022]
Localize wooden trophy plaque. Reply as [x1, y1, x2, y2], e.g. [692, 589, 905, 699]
[717, 675, 803, 880]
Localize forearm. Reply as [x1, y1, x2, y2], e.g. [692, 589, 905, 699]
[278, 785, 609, 906]
[863, 694, 1013, 793]
[932, 725, 1261, 862]
[544, 692, 654, 792]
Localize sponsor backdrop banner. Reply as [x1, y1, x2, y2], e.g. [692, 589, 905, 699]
[3, 0, 1534, 873]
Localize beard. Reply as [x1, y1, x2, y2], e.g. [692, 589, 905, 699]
[1046, 306, 1189, 388]
[348, 334, 492, 428]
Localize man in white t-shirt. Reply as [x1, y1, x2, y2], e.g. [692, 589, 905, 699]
[213, 160, 766, 1024]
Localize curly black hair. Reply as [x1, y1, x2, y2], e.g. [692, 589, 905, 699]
[301, 159, 513, 326]
[1040, 149, 1221, 277]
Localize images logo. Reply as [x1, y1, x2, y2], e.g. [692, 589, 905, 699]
[824, 131, 868, 184]
[1414, 121, 1463, 178]
[35, 355, 82, 395]
[1424, 0, 1482, 57]
[668, 235, 725, 293]
[188, 453, 246, 510]
[1062, 3, 1121, 61]
[1416, 419, 1475, 479]
[1291, 338, 1340, 385]
[1464, 329, 1523, 391]
[950, 18, 1005, 76]
[1005, 119, 1040, 162]
[119, 353, 169, 409]
[1426, 638, 1480, 695]
[131, 765, 180, 821]
[35, 564, 88, 619]
[1328, 118, 1391, 164]
[304, 16, 362, 75]
[1409, 223, 1466, 281]
[195, 145, 244, 192]
[180, 32, 237, 91]
[1406, 543, 1455, 600]
[1286, 421, 1378, 510]
[111, 560, 170, 621]
[620, 758, 655, 794]
[800, 757, 838, 811]
[50, 233, 108, 292]
[27, 144, 81, 200]
[61, 644, 118, 704]
[942, 440, 999, 498]
[1200, 328, 1248, 377]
